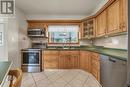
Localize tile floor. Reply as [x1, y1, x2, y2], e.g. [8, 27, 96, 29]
[22, 69, 101, 87]
[4, 69, 102, 87]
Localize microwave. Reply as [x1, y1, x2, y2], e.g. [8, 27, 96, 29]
[28, 29, 46, 37]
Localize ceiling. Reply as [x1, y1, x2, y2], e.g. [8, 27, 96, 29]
[16, 0, 108, 19]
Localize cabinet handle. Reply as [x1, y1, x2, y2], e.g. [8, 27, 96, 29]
[109, 58, 116, 63]
[122, 23, 126, 28]
[119, 23, 122, 29]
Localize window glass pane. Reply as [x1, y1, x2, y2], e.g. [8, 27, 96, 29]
[48, 25, 79, 43]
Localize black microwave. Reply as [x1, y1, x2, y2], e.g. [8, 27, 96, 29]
[28, 29, 46, 37]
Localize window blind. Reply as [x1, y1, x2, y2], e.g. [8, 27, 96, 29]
[48, 25, 79, 32]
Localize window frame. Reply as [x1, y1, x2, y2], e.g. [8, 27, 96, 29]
[47, 24, 80, 44]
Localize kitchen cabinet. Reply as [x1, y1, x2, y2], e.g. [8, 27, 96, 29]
[43, 50, 101, 82]
[93, 0, 127, 37]
[28, 23, 45, 29]
[91, 52, 100, 82]
[59, 51, 80, 69]
[107, 0, 121, 34]
[82, 18, 95, 39]
[96, 10, 107, 37]
[120, 0, 128, 32]
[80, 51, 100, 81]
[80, 51, 91, 72]
[42, 51, 59, 69]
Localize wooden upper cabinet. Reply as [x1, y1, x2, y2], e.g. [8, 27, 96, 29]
[107, 0, 121, 34]
[28, 23, 47, 30]
[96, 10, 107, 37]
[120, 0, 128, 32]
[82, 18, 96, 39]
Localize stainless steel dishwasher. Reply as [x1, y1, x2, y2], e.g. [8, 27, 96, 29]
[100, 55, 127, 87]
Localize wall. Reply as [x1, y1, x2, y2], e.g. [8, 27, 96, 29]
[93, 34, 127, 49]
[0, 7, 30, 68]
[0, 19, 8, 61]
[8, 7, 30, 68]
[91, 0, 108, 15]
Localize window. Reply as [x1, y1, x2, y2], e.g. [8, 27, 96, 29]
[48, 25, 79, 44]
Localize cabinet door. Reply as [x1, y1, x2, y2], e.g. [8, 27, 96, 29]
[120, 0, 128, 32]
[59, 51, 80, 69]
[91, 53, 100, 82]
[96, 11, 107, 37]
[80, 51, 91, 72]
[43, 51, 59, 69]
[59, 54, 70, 69]
[107, 0, 121, 34]
[70, 54, 80, 69]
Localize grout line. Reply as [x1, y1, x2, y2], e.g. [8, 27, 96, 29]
[23, 69, 101, 87]
[31, 73, 38, 87]
[81, 75, 90, 87]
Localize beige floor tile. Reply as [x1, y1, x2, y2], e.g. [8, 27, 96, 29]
[21, 78, 35, 87]
[43, 69, 58, 77]
[22, 73, 33, 81]
[69, 79, 85, 87]
[32, 72, 48, 82]
[47, 73, 62, 82]
[83, 76, 101, 87]
[74, 73, 89, 82]
[53, 78, 67, 87]
[21, 69, 101, 87]
[36, 79, 52, 87]
[65, 84, 72, 87]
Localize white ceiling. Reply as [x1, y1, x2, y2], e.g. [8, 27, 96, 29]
[16, 0, 108, 19]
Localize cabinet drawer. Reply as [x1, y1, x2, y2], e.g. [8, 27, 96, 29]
[91, 59, 100, 70]
[43, 51, 59, 55]
[60, 51, 79, 55]
[44, 56, 58, 62]
[44, 62, 58, 68]
[91, 68, 99, 79]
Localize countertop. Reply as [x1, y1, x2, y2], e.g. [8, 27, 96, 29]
[44, 46, 128, 61]
[0, 61, 12, 87]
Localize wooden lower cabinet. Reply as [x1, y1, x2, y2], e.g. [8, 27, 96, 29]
[91, 52, 100, 82]
[80, 51, 91, 72]
[42, 51, 59, 69]
[80, 51, 100, 82]
[59, 51, 80, 69]
[43, 50, 100, 82]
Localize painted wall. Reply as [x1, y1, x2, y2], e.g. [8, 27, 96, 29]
[7, 7, 30, 68]
[0, 19, 8, 61]
[0, 7, 30, 68]
[93, 35, 128, 49]
[91, 0, 108, 15]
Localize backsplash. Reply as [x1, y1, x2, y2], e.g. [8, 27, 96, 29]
[80, 39, 92, 46]
[93, 34, 128, 49]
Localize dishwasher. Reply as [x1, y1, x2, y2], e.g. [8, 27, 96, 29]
[100, 55, 127, 87]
